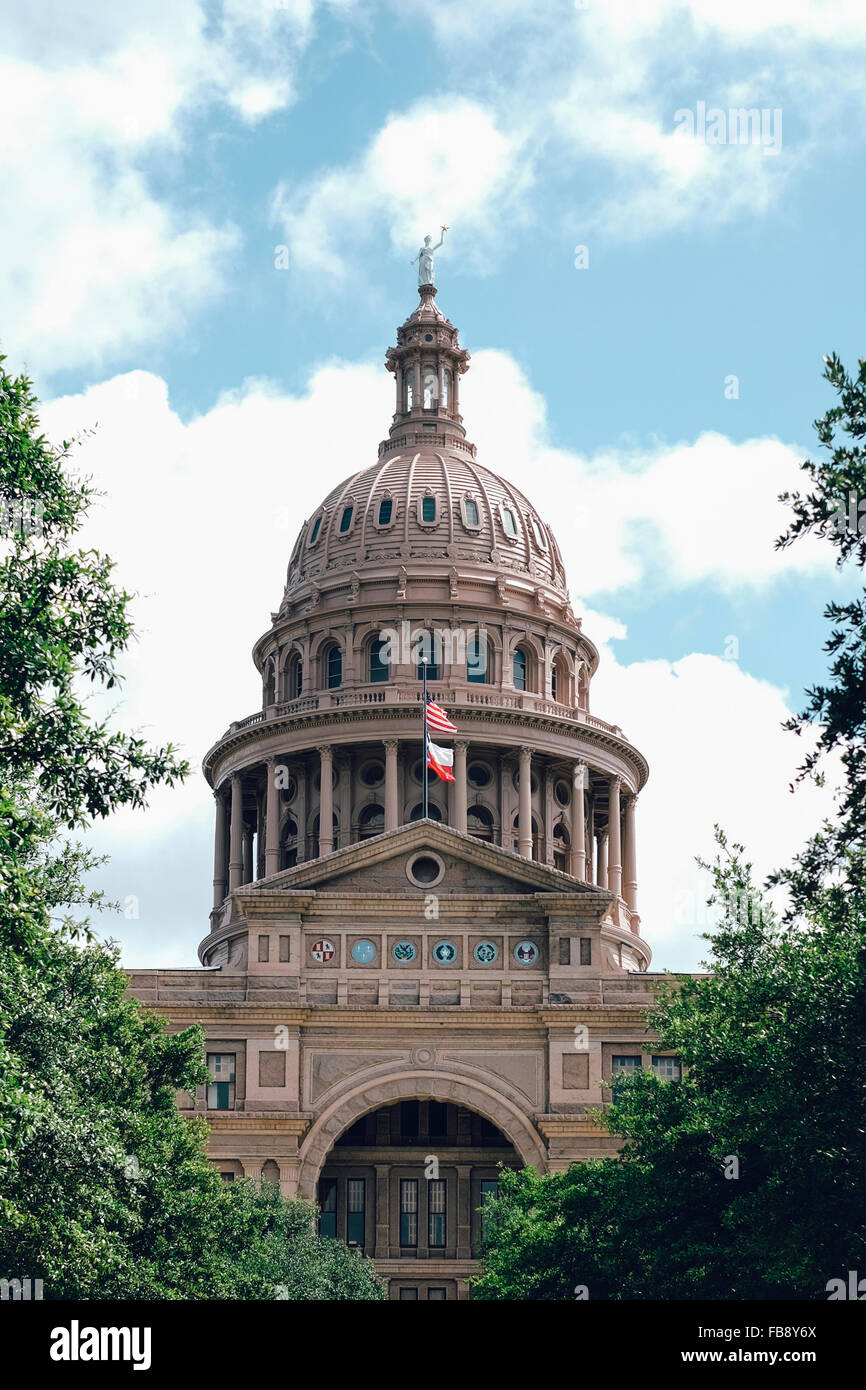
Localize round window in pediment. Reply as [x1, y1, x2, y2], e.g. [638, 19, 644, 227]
[406, 852, 445, 888]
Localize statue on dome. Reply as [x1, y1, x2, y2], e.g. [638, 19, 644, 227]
[411, 226, 448, 287]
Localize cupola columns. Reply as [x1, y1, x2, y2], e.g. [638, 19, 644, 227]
[608, 776, 622, 899]
[212, 790, 227, 908]
[518, 746, 533, 859]
[266, 757, 280, 877]
[623, 793, 639, 914]
[384, 739, 400, 831]
[570, 762, 587, 880]
[319, 745, 334, 857]
[229, 773, 244, 892]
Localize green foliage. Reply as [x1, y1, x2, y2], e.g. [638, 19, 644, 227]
[475, 355, 866, 1300]
[0, 930, 383, 1298]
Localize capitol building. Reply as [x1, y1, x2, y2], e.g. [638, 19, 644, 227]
[128, 276, 672, 1301]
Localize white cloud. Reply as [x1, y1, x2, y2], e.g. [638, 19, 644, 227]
[0, 1, 356, 373]
[39, 345, 838, 969]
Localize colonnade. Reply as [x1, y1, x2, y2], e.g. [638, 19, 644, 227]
[212, 742, 639, 919]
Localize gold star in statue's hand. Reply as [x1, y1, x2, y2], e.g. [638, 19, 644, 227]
[441, 224, 449, 231]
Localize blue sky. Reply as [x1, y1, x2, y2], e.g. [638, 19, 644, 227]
[2, 0, 862, 971]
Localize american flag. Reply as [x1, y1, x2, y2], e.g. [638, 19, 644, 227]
[425, 696, 457, 735]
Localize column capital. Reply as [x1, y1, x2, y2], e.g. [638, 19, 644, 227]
[455, 738, 470, 752]
[609, 774, 622, 791]
[383, 738, 399, 754]
[519, 744, 533, 761]
[319, 743, 334, 760]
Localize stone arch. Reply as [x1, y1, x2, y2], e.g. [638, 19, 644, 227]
[297, 1069, 547, 1199]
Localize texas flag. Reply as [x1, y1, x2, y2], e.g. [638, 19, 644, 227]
[426, 732, 455, 783]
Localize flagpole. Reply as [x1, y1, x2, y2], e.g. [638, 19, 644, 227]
[421, 656, 429, 820]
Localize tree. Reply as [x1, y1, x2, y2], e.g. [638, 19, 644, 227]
[0, 357, 383, 1298]
[474, 356, 866, 1300]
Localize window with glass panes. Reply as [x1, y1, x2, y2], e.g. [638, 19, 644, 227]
[427, 1288, 447, 1300]
[369, 638, 389, 683]
[428, 1180, 446, 1248]
[206, 1053, 235, 1110]
[652, 1055, 682, 1081]
[346, 1178, 365, 1247]
[326, 645, 342, 688]
[611, 1054, 641, 1095]
[400, 1179, 418, 1247]
[318, 1178, 337, 1238]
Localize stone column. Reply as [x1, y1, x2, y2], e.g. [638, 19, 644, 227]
[265, 757, 280, 877]
[384, 739, 399, 831]
[596, 830, 608, 889]
[337, 755, 351, 848]
[297, 760, 307, 863]
[608, 775, 622, 898]
[454, 740, 468, 832]
[242, 1157, 264, 1187]
[623, 792, 638, 912]
[318, 745, 334, 857]
[543, 765, 554, 865]
[212, 790, 227, 907]
[499, 755, 511, 849]
[518, 746, 533, 859]
[375, 1163, 390, 1259]
[570, 762, 586, 880]
[229, 773, 244, 892]
[456, 1163, 472, 1260]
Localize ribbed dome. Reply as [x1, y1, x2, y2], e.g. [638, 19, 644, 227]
[284, 452, 568, 598]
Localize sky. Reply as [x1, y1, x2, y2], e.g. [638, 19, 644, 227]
[2, 0, 861, 972]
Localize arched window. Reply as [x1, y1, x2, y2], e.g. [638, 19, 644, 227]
[467, 636, 491, 684]
[553, 822, 570, 872]
[369, 637, 390, 683]
[309, 515, 322, 545]
[513, 647, 528, 692]
[466, 805, 494, 843]
[264, 661, 276, 706]
[339, 505, 353, 534]
[358, 805, 385, 840]
[405, 368, 416, 410]
[280, 816, 298, 870]
[423, 370, 437, 408]
[326, 645, 342, 689]
[285, 654, 303, 700]
[415, 630, 439, 681]
[552, 654, 569, 705]
[442, 370, 451, 407]
[577, 664, 589, 710]
[410, 802, 443, 822]
[551, 662, 558, 702]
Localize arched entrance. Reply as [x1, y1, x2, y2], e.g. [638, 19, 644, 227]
[298, 1071, 547, 1301]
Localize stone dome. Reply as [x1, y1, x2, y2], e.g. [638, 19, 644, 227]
[284, 452, 569, 600]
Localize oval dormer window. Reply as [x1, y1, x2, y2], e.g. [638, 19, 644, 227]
[309, 515, 322, 544]
[501, 505, 518, 539]
[421, 495, 436, 523]
[339, 505, 353, 533]
[378, 498, 393, 526]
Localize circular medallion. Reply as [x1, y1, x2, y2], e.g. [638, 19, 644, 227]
[432, 940, 458, 965]
[473, 940, 499, 965]
[311, 938, 335, 963]
[514, 940, 539, 965]
[351, 939, 377, 964]
[392, 940, 417, 963]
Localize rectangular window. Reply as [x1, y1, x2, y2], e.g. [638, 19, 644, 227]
[347, 1178, 365, 1247]
[611, 1054, 642, 1096]
[369, 639, 389, 683]
[206, 1052, 235, 1110]
[579, 937, 592, 966]
[378, 498, 393, 526]
[427, 1288, 447, 1300]
[220, 1171, 235, 1182]
[399, 1287, 418, 1300]
[558, 938, 571, 966]
[428, 1100, 448, 1138]
[421, 496, 436, 522]
[257, 935, 269, 963]
[652, 1055, 682, 1081]
[428, 1179, 446, 1248]
[318, 1178, 337, 1239]
[279, 935, 290, 962]
[464, 497, 479, 527]
[400, 1179, 418, 1248]
[339, 505, 353, 533]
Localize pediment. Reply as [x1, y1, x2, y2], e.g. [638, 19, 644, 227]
[238, 820, 610, 901]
